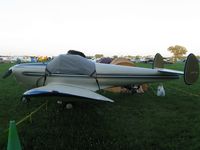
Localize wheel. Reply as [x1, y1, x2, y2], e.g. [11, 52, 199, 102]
[65, 103, 73, 109]
[21, 96, 30, 103]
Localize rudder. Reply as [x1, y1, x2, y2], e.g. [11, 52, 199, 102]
[152, 53, 164, 69]
[184, 53, 199, 85]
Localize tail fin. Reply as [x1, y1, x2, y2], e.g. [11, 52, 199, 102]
[184, 53, 199, 85]
[153, 53, 199, 85]
[152, 53, 164, 69]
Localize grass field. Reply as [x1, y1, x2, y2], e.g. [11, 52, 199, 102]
[0, 62, 200, 150]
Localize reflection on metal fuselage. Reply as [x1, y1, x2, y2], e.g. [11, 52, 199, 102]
[11, 62, 179, 91]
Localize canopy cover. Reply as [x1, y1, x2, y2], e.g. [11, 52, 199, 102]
[46, 54, 96, 76]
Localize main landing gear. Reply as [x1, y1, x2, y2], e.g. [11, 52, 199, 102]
[21, 96, 31, 103]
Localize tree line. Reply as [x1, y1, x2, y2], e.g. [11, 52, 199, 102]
[94, 45, 199, 63]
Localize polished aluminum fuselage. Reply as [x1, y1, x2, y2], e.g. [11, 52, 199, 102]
[11, 62, 179, 91]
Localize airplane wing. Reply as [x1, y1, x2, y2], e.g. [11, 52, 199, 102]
[23, 83, 114, 102]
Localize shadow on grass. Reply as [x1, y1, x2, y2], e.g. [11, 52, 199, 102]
[18, 98, 114, 150]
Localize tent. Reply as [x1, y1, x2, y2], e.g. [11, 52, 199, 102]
[98, 57, 113, 64]
[105, 58, 148, 93]
[111, 58, 135, 66]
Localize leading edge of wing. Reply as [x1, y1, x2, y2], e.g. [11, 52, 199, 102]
[23, 83, 114, 102]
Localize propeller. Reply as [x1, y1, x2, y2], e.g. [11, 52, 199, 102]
[2, 69, 12, 79]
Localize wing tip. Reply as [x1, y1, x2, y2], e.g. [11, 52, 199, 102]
[106, 99, 114, 103]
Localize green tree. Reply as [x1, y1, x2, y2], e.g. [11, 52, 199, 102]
[168, 45, 187, 62]
[135, 55, 141, 60]
[113, 55, 118, 59]
[95, 54, 104, 59]
[125, 55, 134, 59]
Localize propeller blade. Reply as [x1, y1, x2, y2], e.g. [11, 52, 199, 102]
[2, 69, 12, 79]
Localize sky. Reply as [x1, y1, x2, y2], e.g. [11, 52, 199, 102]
[0, 0, 200, 57]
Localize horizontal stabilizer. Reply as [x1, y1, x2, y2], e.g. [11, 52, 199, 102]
[158, 53, 199, 85]
[23, 83, 114, 102]
[158, 68, 184, 75]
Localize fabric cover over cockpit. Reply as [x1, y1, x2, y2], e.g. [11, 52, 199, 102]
[46, 54, 96, 76]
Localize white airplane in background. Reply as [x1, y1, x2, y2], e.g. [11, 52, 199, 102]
[2, 51, 199, 103]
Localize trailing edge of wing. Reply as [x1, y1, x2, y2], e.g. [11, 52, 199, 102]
[23, 83, 114, 102]
[157, 68, 184, 75]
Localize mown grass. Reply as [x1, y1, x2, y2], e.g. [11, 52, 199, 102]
[0, 62, 200, 150]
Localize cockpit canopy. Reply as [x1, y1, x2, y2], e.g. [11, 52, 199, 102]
[46, 54, 96, 76]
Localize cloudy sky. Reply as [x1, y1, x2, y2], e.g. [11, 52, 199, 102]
[0, 0, 200, 57]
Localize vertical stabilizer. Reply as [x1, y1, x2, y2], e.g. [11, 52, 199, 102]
[184, 53, 199, 85]
[153, 53, 164, 69]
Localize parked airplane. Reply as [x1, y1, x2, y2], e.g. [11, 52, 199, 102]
[2, 51, 199, 102]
